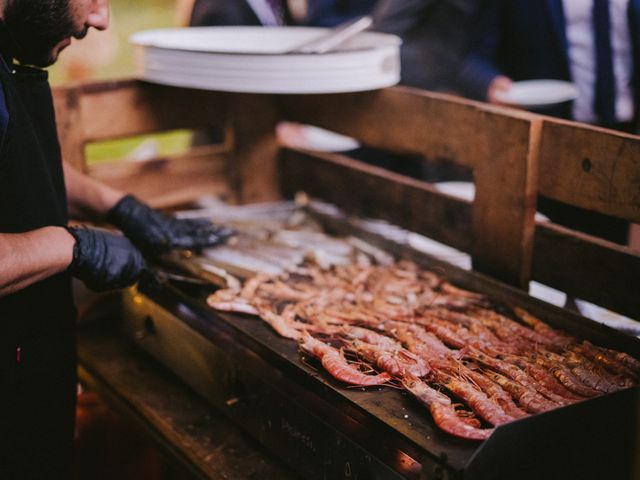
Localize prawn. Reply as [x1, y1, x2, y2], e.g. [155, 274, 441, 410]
[299, 332, 391, 386]
[402, 375, 493, 441]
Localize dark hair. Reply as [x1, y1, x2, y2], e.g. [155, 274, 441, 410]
[3, 0, 76, 67]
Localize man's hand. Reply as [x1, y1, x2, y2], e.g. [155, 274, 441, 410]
[107, 195, 234, 255]
[66, 227, 146, 291]
[487, 75, 513, 105]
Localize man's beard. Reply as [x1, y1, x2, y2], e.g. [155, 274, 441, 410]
[3, 0, 82, 67]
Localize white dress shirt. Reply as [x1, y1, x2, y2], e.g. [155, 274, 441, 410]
[563, 0, 634, 123]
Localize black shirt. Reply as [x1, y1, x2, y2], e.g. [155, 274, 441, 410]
[0, 25, 77, 478]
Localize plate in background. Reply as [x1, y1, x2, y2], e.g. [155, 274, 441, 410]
[130, 26, 401, 94]
[494, 79, 579, 108]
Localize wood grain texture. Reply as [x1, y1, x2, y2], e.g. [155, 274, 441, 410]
[278, 87, 539, 286]
[53, 79, 638, 316]
[532, 223, 640, 320]
[78, 80, 230, 142]
[228, 94, 281, 203]
[87, 145, 232, 208]
[53, 80, 234, 206]
[280, 148, 473, 251]
[277, 86, 535, 166]
[470, 115, 540, 287]
[538, 120, 640, 222]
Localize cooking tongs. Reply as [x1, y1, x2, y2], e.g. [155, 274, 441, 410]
[286, 16, 373, 54]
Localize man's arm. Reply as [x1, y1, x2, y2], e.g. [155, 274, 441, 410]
[63, 162, 233, 255]
[0, 227, 74, 296]
[63, 162, 125, 222]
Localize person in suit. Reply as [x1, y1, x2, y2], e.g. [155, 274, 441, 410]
[459, 0, 640, 132]
[372, 0, 478, 91]
[458, 0, 638, 243]
[190, 0, 293, 27]
[189, 0, 377, 28]
[306, 0, 377, 26]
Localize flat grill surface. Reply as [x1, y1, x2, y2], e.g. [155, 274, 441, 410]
[125, 205, 640, 480]
[131, 279, 639, 480]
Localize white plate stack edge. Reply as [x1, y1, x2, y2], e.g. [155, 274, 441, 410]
[130, 26, 402, 94]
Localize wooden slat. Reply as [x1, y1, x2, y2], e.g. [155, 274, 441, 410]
[538, 120, 640, 222]
[532, 222, 640, 319]
[279, 148, 473, 252]
[78, 80, 230, 142]
[87, 146, 232, 208]
[278, 87, 539, 286]
[471, 115, 539, 286]
[227, 94, 281, 203]
[277, 86, 535, 166]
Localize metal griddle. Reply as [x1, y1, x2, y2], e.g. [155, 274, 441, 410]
[122, 209, 640, 480]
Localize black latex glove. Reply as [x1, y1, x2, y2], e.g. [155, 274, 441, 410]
[66, 226, 146, 292]
[107, 195, 234, 255]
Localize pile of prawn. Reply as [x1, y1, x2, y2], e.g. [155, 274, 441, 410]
[207, 261, 640, 441]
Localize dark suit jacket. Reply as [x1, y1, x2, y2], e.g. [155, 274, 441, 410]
[458, 0, 640, 119]
[373, 0, 477, 91]
[306, 0, 378, 27]
[190, 0, 293, 27]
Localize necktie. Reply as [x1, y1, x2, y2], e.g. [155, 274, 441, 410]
[593, 0, 616, 125]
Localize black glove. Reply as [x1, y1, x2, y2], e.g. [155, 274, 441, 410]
[66, 226, 146, 292]
[107, 195, 234, 255]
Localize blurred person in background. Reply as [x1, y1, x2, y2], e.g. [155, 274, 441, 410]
[0, 0, 231, 477]
[372, 0, 478, 92]
[459, 0, 640, 133]
[306, 0, 377, 26]
[458, 0, 637, 244]
[188, 0, 377, 28]
[189, 0, 294, 27]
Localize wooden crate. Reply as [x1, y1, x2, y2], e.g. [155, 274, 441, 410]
[53, 80, 640, 321]
[533, 120, 640, 319]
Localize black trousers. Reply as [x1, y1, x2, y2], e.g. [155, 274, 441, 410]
[0, 332, 77, 479]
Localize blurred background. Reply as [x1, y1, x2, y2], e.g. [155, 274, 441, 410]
[50, 0, 177, 85]
[52, 1, 194, 167]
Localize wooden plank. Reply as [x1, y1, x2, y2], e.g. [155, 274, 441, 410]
[227, 94, 281, 203]
[278, 88, 539, 286]
[78, 80, 230, 142]
[53, 85, 86, 170]
[532, 222, 640, 320]
[471, 116, 540, 287]
[88, 146, 232, 208]
[538, 120, 640, 222]
[277, 86, 535, 166]
[279, 148, 473, 252]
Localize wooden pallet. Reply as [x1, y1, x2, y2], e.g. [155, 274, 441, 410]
[52, 80, 640, 320]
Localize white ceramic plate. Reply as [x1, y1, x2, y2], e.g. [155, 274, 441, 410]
[130, 26, 401, 94]
[494, 79, 579, 108]
[277, 123, 360, 152]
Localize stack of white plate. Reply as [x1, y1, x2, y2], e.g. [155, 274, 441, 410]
[130, 26, 401, 94]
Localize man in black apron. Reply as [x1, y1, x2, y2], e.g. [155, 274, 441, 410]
[0, 1, 231, 477]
